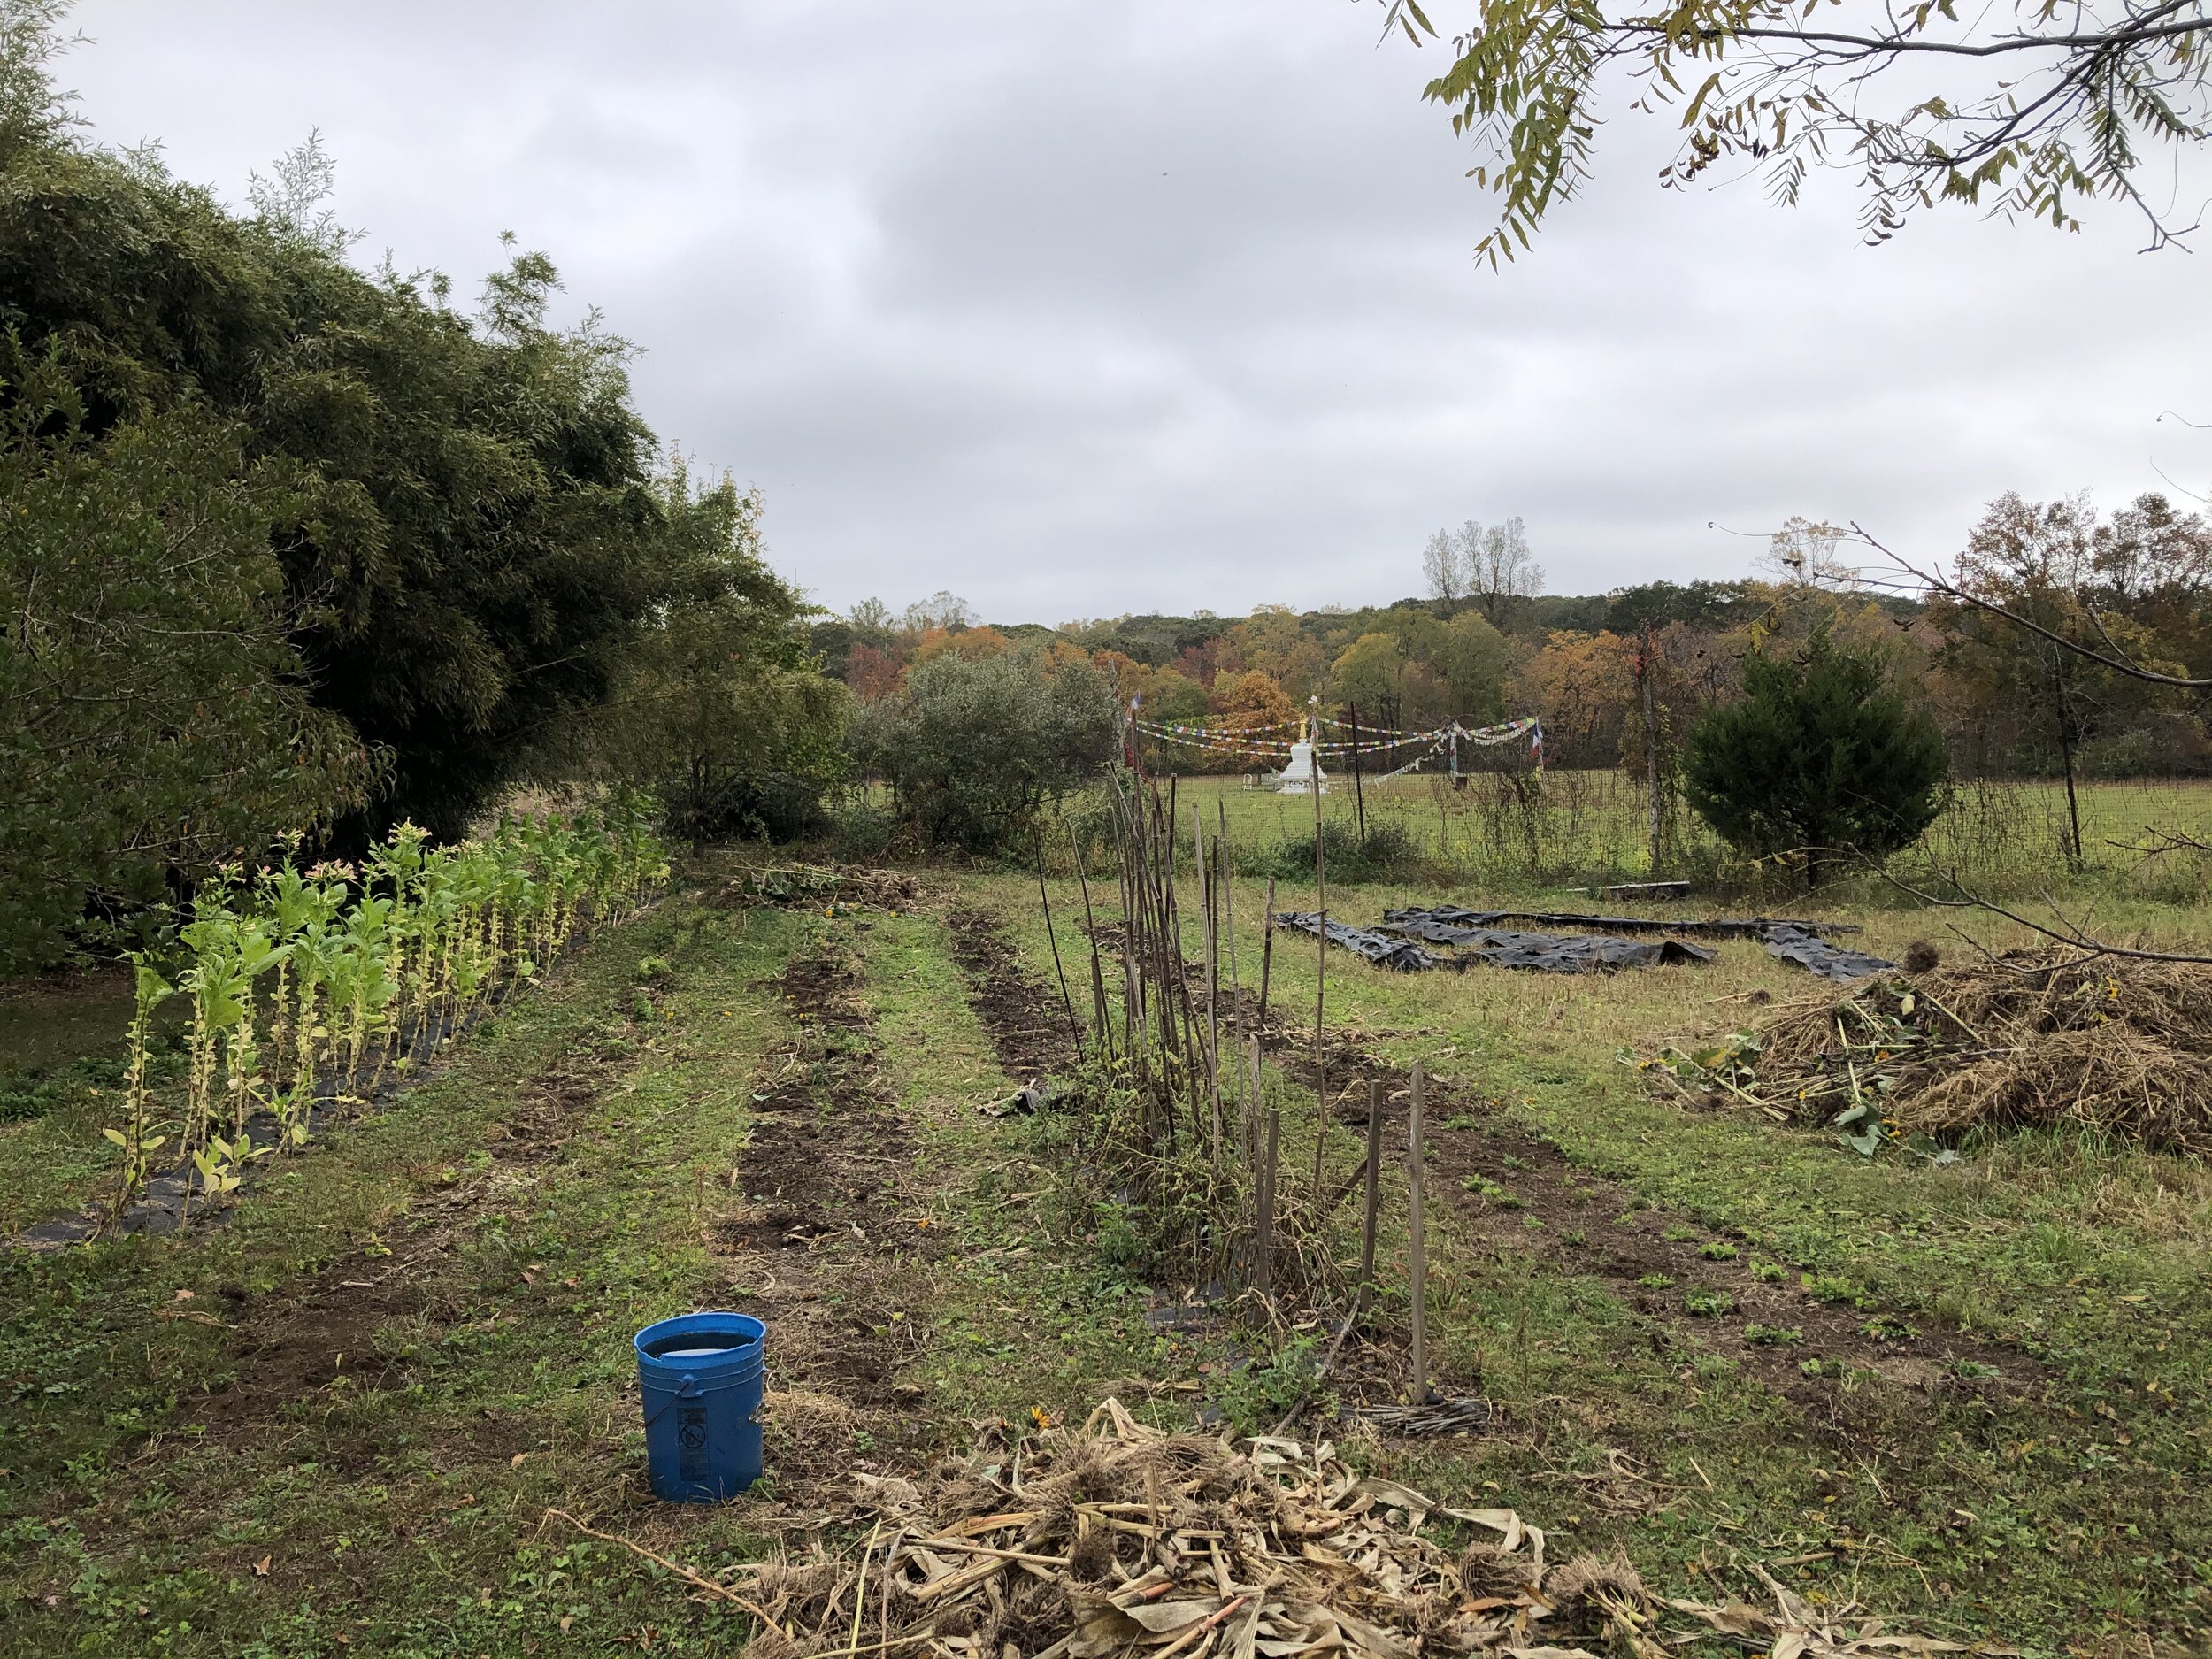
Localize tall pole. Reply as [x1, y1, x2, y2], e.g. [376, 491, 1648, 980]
[1409, 1060, 1428, 1405]
[1308, 701, 1327, 1201]
[1639, 623, 1663, 877]
[1348, 703, 1368, 846]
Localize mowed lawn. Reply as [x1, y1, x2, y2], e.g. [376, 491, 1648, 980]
[0, 857, 2207, 1655]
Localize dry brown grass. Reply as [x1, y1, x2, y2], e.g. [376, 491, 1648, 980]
[1755, 952, 2212, 1155]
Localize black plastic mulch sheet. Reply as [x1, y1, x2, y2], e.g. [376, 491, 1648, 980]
[1374, 906, 1897, 980]
[1275, 912, 1714, 974]
[1760, 926, 1898, 983]
[1384, 906, 1859, 940]
[1271, 912, 1437, 972]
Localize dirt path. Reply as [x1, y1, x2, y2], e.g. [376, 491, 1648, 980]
[946, 905, 1079, 1080]
[193, 1004, 649, 1444]
[706, 932, 941, 1494]
[1261, 1021, 2048, 1410]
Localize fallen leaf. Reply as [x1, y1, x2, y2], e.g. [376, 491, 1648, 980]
[173, 1288, 195, 1302]
[252, 1556, 272, 1578]
[511, 1453, 528, 1469]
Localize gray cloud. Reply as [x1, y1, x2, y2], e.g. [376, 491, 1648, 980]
[63, 0, 2212, 620]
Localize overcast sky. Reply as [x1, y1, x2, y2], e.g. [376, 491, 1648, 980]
[58, 1, 2212, 623]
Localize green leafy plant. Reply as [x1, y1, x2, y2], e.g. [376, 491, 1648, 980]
[1685, 1289, 1734, 1317]
[99, 802, 669, 1227]
[1745, 1324, 1803, 1346]
[1802, 1274, 1869, 1308]
[1461, 1174, 1525, 1209]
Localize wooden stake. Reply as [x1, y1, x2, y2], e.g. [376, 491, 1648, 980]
[1217, 803, 1241, 1133]
[1311, 718, 1327, 1202]
[1257, 1106, 1279, 1299]
[1246, 1036, 1263, 1175]
[1408, 1060, 1429, 1405]
[1256, 877, 1277, 1030]
[1357, 1078, 1382, 1317]
[1349, 703, 1367, 845]
[1194, 804, 1221, 1172]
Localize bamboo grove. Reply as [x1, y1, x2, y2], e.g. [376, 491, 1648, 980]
[104, 800, 670, 1231]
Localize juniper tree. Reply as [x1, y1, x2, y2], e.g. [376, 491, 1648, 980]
[1682, 628, 1948, 887]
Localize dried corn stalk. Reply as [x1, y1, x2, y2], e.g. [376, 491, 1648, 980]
[720, 1397, 1998, 1659]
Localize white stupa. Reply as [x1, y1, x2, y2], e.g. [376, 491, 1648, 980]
[1272, 718, 1331, 794]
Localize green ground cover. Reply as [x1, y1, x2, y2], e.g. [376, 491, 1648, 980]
[979, 865, 2212, 1649]
[1, 859, 2208, 1655]
[1141, 771, 2212, 895]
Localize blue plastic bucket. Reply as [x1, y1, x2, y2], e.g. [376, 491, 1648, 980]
[634, 1311, 766, 1502]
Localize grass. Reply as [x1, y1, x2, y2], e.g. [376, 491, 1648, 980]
[2, 854, 2210, 1654]
[979, 861, 2212, 1649]
[1137, 770, 2212, 895]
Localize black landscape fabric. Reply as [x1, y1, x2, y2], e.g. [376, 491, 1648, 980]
[1282, 907, 1895, 981]
[1760, 926, 1900, 983]
[1274, 913, 1715, 975]
[1383, 906, 1860, 939]
[1271, 912, 1438, 971]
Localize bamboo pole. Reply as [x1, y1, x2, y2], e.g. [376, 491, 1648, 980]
[1357, 1079, 1382, 1317]
[1408, 1060, 1428, 1405]
[1034, 833, 1082, 1063]
[1257, 1106, 1279, 1300]
[1194, 804, 1221, 1173]
[1256, 877, 1276, 1030]
[1217, 803, 1241, 1133]
[1310, 718, 1328, 1201]
[1349, 703, 1367, 845]
[1066, 819, 1113, 1065]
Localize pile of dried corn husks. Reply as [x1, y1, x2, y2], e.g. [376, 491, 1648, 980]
[730, 1399, 1983, 1659]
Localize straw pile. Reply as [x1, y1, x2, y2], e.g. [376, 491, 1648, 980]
[1709, 952, 2212, 1155]
[724, 1398, 1973, 1658]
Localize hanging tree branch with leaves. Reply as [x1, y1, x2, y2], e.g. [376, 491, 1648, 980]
[1383, 0, 2212, 262]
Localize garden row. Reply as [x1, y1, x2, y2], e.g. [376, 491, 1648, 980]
[97, 799, 669, 1233]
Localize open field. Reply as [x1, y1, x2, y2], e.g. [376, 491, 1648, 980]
[2, 858, 2210, 1655]
[1137, 770, 2212, 895]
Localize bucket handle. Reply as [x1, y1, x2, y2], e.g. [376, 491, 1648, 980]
[640, 1370, 762, 1429]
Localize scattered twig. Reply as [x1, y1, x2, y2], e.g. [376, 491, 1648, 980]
[544, 1509, 785, 1632]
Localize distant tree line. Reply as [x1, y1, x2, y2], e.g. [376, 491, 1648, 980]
[819, 495, 2211, 794]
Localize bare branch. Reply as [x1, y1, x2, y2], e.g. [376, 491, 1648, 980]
[1872, 863, 2212, 964]
[1852, 522, 2212, 687]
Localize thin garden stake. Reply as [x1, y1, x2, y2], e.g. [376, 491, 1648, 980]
[1310, 718, 1327, 1201]
[1217, 802, 1241, 1128]
[1256, 877, 1276, 1031]
[1065, 818, 1113, 1064]
[1035, 832, 1083, 1062]
[1409, 1059, 1429, 1405]
[1245, 1036, 1263, 1177]
[1194, 804, 1221, 1172]
[1358, 1078, 1382, 1317]
[1257, 1105, 1279, 1300]
[1349, 703, 1367, 845]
